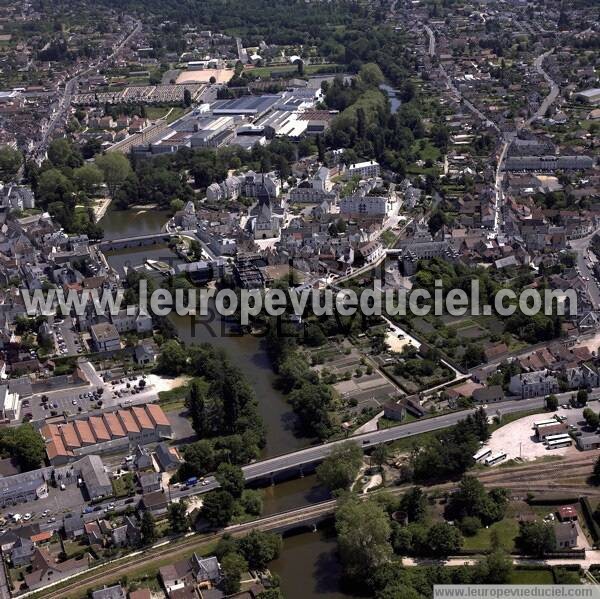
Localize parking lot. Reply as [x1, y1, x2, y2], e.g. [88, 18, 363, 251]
[0, 483, 86, 532]
[51, 318, 85, 357]
[31, 387, 104, 421]
[484, 406, 585, 463]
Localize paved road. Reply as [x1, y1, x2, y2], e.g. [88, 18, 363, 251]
[527, 49, 559, 125]
[570, 229, 600, 309]
[492, 138, 511, 236]
[31, 19, 142, 162]
[0, 393, 577, 538]
[424, 24, 435, 57]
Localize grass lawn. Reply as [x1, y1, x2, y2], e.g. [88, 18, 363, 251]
[111, 472, 136, 498]
[509, 569, 554, 584]
[249, 62, 340, 78]
[158, 383, 192, 412]
[461, 518, 519, 552]
[380, 229, 397, 247]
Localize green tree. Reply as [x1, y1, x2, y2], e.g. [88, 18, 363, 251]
[474, 549, 513, 584]
[258, 590, 285, 599]
[445, 476, 507, 525]
[202, 490, 235, 528]
[459, 516, 482, 537]
[240, 490, 263, 516]
[426, 522, 462, 557]
[73, 164, 103, 195]
[583, 407, 599, 430]
[36, 168, 74, 206]
[335, 497, 392, 584]
[167, 500, 190, 533]
[170, 198, 184, 212]
[515, 521, 556, 557]
[179, 439, 214, 478]
[376, 585, 424, 599]
[0, 424, 46, 471]
[577, 389, 589, 406]
[358, 63, 384, 88]
[140, 510, 157, 545]
[593, 455, 600, 484]
[316, 441, 363, 492]
[372, 444, 390, 471]
[399, 487, 427, 523]
[238, 530, 282, 570]
[216, 463, 245, 498]
[157, 340, 188, 375]
[47, 138, 82, 168]
[221, 552, 247, 595]
[0, 146, 23, 182]
[545, 395, 558, 412]
[95, 152, 132, 199]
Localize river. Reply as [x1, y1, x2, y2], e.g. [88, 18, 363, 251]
[99, 208, 305, 457]
[380, 84, 401, 114]
[100, 208, 357, 598]
[271, 524, 362, 599]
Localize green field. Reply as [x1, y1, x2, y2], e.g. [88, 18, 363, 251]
[462, 517, 519, 552]
[248, 62, 341, 78]
[509, 569, 554, 584]
[158, 383, 192, 412]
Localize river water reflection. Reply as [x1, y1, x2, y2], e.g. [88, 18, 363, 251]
[100, 208, 305, 457]
[271, 524, 363, 599]
[101, 209, 354, 597]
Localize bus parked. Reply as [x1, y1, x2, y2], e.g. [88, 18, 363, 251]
[485, 452, 507, 466]
[547, 438, 572, 450]
[473, 448, 492, 462]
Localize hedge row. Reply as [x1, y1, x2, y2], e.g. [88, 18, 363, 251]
[580, 497, 600, 543]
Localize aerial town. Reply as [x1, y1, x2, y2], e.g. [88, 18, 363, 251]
[0, 0, 598, 597]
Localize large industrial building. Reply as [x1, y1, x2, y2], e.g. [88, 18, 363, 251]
[40, 404, 172, 465]
[129, 87, 324, 156]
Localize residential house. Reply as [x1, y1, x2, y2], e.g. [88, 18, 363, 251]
[10, 536, 35, 566]
[139, 472, 162, 494]
[155, 442, 183, 472]
[553, 522, 578, 549]
[135, 339, 159, 365]
[159, 554, 221, 595]
[472, 386, 505, 404]
[141, 490, 169, 516]
[509, 370, 559, 398]
[92, 585, 127, 599]
[24, 547, 90, 591]
[63, 513, 85, 539]
[90, 323, 121, 352]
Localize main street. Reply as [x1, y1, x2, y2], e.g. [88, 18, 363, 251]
[32, 19, 142, 163]
[569, 229, 600, 309]
[526, 49, 559, 126]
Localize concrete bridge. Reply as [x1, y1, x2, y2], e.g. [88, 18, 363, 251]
[98, 230, 197, 252]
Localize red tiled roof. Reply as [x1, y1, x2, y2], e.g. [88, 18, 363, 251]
[74, 420, 95, 445]
[46, 436, 70, 459]
[145, 403, 169, 427]
[88, 416, 111, 442]
[60, 423, 81, 449]
[103, 412, 126, 438]
[117, 409, 139, 434]
[132, 406, 153, 430]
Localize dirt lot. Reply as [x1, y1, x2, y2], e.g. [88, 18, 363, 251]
[484, 407, 581, 463]
[176, 68, 234, 84]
